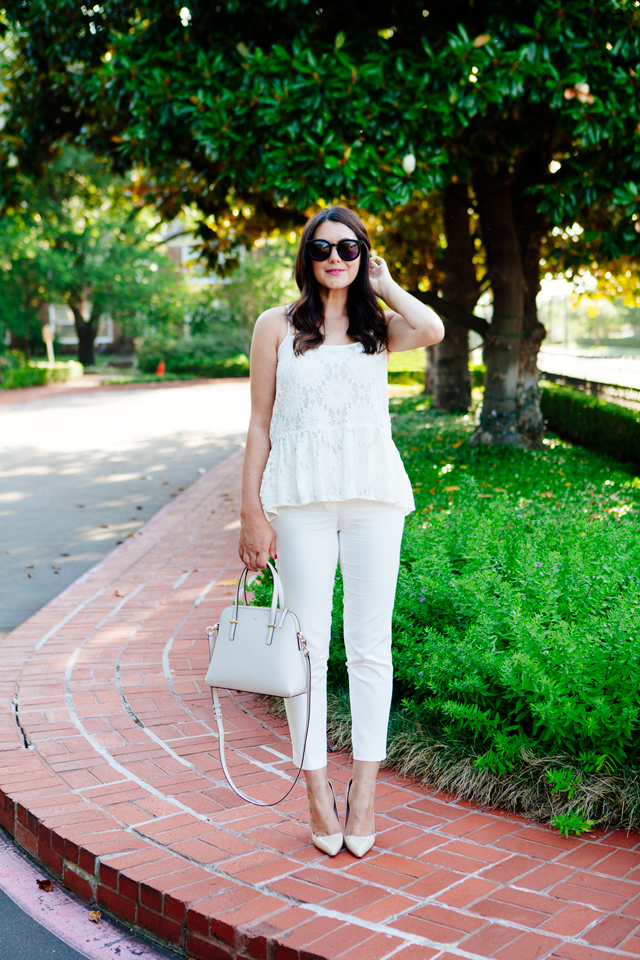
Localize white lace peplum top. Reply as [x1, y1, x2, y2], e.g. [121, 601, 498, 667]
[259, 331, 415, 521]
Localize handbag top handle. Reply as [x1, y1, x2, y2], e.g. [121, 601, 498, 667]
[229, 561, 287, 645]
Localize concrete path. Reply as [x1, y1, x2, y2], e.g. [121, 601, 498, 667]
[0, 379, 251, 633]
[538, 349, 640, 390]
[2, 451, 640, 960]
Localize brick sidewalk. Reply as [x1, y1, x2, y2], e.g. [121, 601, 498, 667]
[1, 450, 640, 960]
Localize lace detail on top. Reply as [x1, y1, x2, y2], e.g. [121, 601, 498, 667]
[260, 333, 415, 520]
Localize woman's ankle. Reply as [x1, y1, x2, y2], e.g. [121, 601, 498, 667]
[305, 770, 341, 836]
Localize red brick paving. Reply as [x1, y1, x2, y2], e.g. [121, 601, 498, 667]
[2, 450, 640, 959]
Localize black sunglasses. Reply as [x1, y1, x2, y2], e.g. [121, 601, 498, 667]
[306, 238, 364, 262]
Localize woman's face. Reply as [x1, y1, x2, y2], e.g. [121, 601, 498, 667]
[310, 220, 361, 292]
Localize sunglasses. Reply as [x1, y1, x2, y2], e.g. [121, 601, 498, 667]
[306, 238, 364, 262]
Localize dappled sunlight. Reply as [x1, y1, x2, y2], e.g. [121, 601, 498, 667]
[0, 381, 251, 632]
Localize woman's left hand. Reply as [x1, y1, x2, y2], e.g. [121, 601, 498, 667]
[368, 255, 393, 300]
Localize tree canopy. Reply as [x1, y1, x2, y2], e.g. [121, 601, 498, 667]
[3, 0, 640, 440]
[4, 1, 639, 246]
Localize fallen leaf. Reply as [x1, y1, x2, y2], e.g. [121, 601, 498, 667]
[477, 493, 493, 498]
[493, 488, 507, 493]
[429, 486, 436, 494]
[452, 440, 464, 448]
[435, 436, 443, 441]
[114, 590, 122, 597]
[100, 524, 109, 528]
[26, 564, 34, 568]
[61, 552, 70, 556]
[444, 486, 460, 492]
[88, 910, 101, 923]
[37, 879, 53, 891]
[564, 482, 572, 487]
[217, 579, 238, 586]
[538, 491, 554, 498]
[76, 504, 85, 508]
[587, 513, 600, 520]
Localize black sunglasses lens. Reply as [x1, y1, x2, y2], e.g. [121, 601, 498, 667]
[337, 240, 361, 261]
[308, 241, 330, 261]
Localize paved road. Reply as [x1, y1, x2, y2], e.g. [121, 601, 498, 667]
[539, 348, 640, 389]
[0, 381, 251, 634]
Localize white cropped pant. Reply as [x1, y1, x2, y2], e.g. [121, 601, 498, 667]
[271, 499, 405, 771]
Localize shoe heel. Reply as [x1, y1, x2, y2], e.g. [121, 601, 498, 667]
[311, 780, 343, 857]
[344, 777, 375, 858]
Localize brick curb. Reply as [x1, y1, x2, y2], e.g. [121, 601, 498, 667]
[2, 452, 640, 960]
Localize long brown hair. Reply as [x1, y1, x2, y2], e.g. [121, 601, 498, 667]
[290, 207, 388, 355]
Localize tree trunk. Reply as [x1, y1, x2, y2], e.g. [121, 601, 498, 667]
[432, 182, 480, 412]
[424, 345, 435, 394]
[9, 331, 31, 359]
[515, 216, 547, 446]
[71, 302, 99, 366]
[513, 148, 549, 447]
[470, 166, 526, 447]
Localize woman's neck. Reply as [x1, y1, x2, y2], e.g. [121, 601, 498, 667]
[319, 286, 349, 323]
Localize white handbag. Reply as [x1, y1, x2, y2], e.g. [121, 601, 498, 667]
[205, 562, 311, 805]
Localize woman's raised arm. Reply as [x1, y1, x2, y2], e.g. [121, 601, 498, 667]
[369, 256, 444, 352]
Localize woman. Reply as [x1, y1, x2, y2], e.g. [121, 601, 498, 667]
[238, 206, 443, 857]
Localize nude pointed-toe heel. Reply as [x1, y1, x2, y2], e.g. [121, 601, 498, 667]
[311, 781, 344, 857]
[344, 778, 375, 858]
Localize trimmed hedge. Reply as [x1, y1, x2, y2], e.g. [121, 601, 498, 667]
[137, 332, 250, 379]
[541, 382, 640, 467]
[2, 360, 84, 390]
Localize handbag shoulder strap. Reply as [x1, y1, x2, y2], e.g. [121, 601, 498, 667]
[210, 643, 311, 806]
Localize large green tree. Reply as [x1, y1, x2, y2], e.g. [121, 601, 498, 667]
[0, 146, 185, 364]
[3, 1, 640, 441]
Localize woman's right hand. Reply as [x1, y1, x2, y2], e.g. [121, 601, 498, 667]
[238, 514, 277, 572]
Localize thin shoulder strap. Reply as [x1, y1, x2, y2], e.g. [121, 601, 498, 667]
[210, 654, 311, 807]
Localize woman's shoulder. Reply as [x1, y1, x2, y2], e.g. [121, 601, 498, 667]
[254, 304, 291, 343]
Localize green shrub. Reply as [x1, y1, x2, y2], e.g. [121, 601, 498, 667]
[3, 365, 48, 389]
[253, 395, 640, 782]
[390, 490, 640, 770]
[1, 360, 83, 389]
[137, 331, 249, 378]
[541, 383, 640, 468]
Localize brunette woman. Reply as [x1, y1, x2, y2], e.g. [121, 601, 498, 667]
[239, 206, 443, 857]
